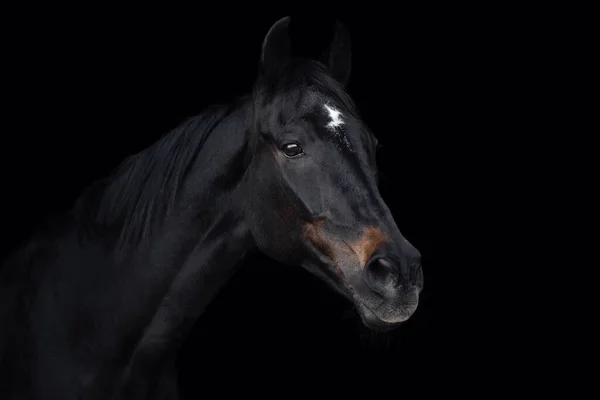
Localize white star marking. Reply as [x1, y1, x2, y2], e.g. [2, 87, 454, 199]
[322, 103, 352, 151]
[324, 104, 344, 130]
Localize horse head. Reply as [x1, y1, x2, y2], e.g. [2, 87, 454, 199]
[245, 17, 423, 331]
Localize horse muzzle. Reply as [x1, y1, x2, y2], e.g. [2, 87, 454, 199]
[355, 286, 420, 332]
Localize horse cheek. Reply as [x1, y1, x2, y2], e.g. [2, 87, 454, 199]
[247, 154, 300, 264]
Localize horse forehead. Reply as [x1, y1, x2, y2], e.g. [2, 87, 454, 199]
[303, 91, 343, 113]
[271, 91, 358, 148]
[305, 96, 354, 151]
[273, 90, 346, 120]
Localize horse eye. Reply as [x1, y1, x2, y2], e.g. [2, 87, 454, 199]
[281, 142, 303, 158]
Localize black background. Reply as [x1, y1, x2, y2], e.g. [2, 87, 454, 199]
[0, 3, 543, 395]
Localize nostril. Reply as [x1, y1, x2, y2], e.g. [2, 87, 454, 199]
[365, 257, 398, 289]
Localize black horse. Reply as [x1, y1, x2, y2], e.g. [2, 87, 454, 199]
[0, 16, 423, 399]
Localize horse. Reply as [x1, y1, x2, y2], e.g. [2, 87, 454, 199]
[0, 16, 424, 399]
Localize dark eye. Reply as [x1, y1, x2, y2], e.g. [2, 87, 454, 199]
[281, 142, 304, 158]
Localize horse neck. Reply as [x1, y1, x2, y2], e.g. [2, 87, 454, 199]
[122, 100, 256, 311]
[82, 102, 256, 372]
[116, 103, 259, 379]
[91, 99, 256, 263]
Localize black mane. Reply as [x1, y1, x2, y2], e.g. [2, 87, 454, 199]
[73, 100, 245, 253]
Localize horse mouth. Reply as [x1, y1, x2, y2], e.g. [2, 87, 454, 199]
[356, 302, 417, 332]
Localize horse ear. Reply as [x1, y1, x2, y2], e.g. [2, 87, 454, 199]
[260, 16, 292, 82]
[320, 20, 352, 87]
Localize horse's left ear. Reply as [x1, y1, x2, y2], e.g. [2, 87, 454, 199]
[320, 20, 352, 87]
[260, 16, 292, 83]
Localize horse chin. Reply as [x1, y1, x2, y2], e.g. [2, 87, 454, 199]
[355, 302, 417, 332]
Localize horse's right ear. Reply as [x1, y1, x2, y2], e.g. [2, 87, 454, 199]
[260, 16, 292, 83]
